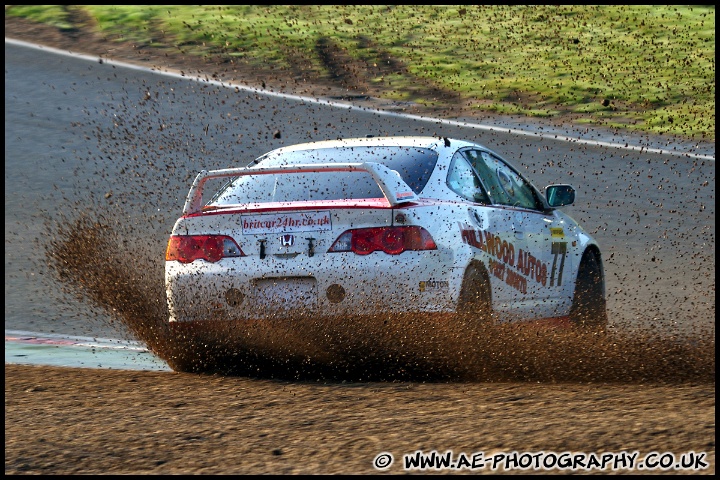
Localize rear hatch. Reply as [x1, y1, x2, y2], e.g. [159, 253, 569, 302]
[171, 144, 441, 262]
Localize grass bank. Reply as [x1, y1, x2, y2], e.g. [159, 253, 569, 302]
[5, 5, 715, 140]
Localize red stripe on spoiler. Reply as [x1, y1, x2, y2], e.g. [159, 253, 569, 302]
[184, 197, 459, 218]
[185, 198, 417, 217]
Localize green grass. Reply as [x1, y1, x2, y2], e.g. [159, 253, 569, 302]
[5, 5, 715, 140]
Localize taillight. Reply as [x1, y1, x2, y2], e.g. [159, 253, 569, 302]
[165, 235, 245, 263]
[328, 226, 437, 255]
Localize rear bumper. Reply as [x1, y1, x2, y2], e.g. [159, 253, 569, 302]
[165, 250, 460, 323]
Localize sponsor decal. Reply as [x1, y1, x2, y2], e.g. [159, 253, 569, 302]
[242, 211, 332, 234]
[419, 279, 449, 292]
[458, 222, 568, 294]
[550, 227, 565, 238]
[396, 191, 415, 200]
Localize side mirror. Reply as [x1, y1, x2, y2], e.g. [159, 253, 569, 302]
[545, 184, 575, 207]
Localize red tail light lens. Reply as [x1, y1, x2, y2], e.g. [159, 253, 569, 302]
[381, 228, 405, 255]
[166, 235, 244, 263]
[329, 226, 437, 255]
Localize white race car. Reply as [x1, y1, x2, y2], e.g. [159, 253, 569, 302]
[165, 136, 606, 329]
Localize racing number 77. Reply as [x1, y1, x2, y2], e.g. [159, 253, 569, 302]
[550, 241, 567, 287]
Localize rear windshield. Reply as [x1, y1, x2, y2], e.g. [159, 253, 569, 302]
[209, 146, 438, 205]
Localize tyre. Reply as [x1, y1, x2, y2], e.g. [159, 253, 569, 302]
[457, 263, 493, 325]
[569, 249, 608, 329]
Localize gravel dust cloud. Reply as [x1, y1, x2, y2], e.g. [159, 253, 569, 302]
[45, 213, 714, 384]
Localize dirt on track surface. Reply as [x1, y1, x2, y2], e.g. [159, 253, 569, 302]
[4, 364, 715, 475]
[4, 15, 716, 476]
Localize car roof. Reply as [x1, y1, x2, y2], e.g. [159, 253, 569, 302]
[265, 136, 481, 155]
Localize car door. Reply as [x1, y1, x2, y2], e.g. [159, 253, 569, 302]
[461, 148, 572, 321]
[447, 150, 522, 321]
[446, 152, 522, 311]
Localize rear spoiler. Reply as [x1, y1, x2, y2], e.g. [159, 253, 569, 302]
[182, 162, 418, 215]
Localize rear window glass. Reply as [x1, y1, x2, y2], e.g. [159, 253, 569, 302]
[210, 146, 438, 205]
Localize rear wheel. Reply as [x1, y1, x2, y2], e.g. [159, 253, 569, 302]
[569, 250, 608, 329]
[457, 263, 493, 326]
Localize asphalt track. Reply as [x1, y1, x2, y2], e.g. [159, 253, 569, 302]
[4, 39, 715, 371]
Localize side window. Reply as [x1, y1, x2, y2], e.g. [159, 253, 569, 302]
[465, 150, 541, 210]
[446, 154, 490, 204]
